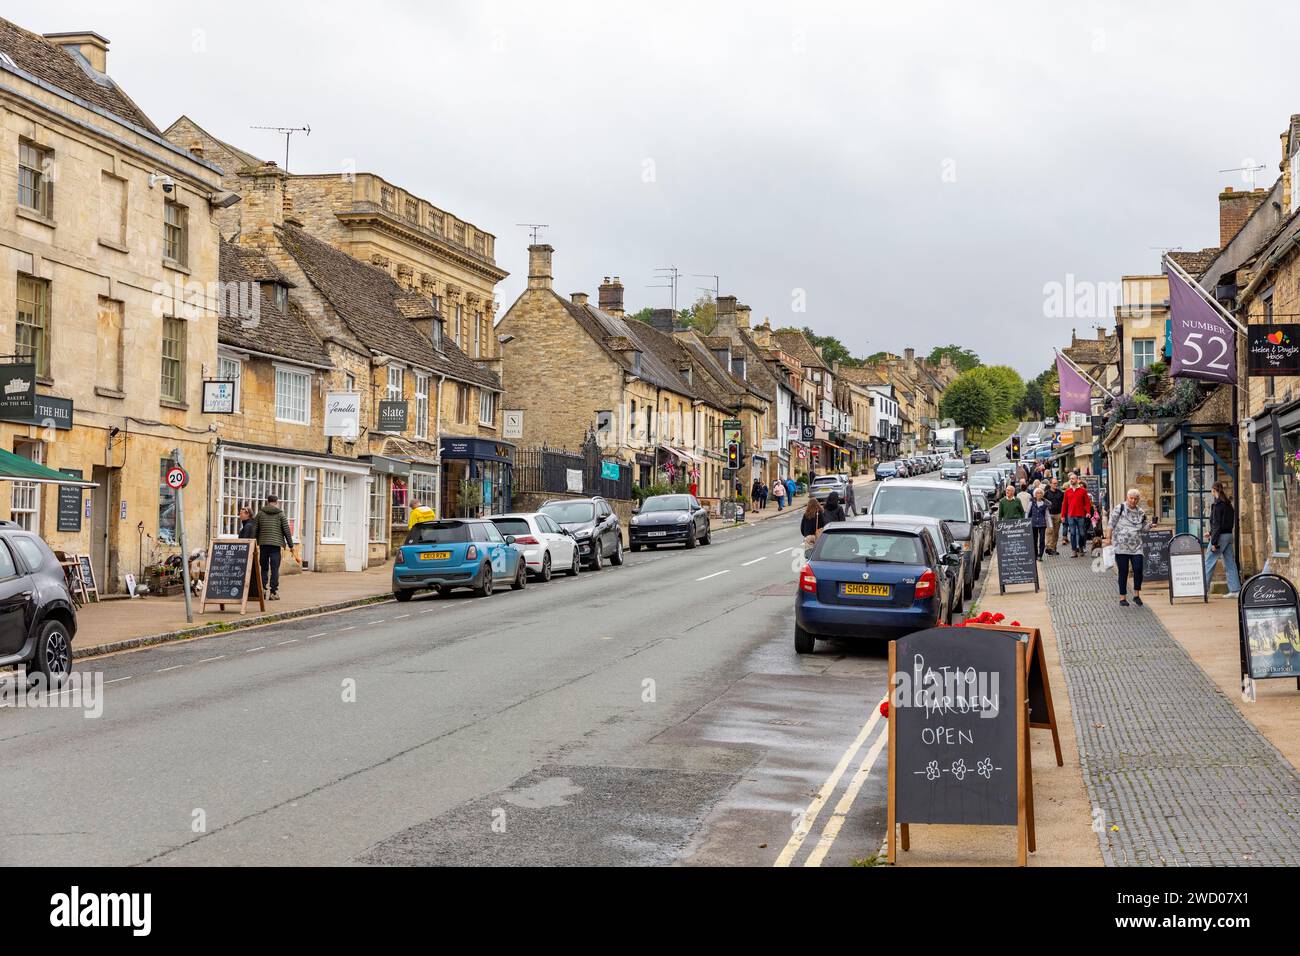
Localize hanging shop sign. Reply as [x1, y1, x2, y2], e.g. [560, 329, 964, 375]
[0, 362, 35, 419]
[377, 400, 409, 432]
[1248, 325, 1300, 377]
[202, 380, 236, 414]
[324, 392, 361, 438]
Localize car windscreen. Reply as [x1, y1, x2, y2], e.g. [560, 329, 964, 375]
[815, 530, 926, 565]
[405, 523, 470, 545]
[810, 477, 840, 486]
[491, 518, 532, 537]
[943, 460, 964, 469]
[871, 485, 969, 521]
[642, 495, 691, 513]
[542, 502, 595, 523]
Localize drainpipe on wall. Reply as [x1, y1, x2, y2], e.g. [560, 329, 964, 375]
[434, 374, 447, 516]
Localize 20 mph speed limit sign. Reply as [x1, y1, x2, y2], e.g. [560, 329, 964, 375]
[165, 465, 189, 490]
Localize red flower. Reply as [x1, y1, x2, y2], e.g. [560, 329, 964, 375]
[879, 700, 890, 718]
[992, 613, 1005, 623]
[1010, 620, 1020, 627]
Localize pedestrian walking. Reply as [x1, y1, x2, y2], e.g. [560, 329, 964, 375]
[252, 493, 295, 601]
[1043, 477, 1064, 556]
[800, 498, 823, 554]
[751, 478, 762, 510]
[773, 478, 786, 511]
[760, 482, 770, 509]
[1028, 488, 1050, 560]
[844, 478, 857, 517]
[786, 476, 796, 503]
[1205, 481, 1241, 597]
[1106, 487, 1153, 607]
[237, 505, 255, 540]
[998, 484, 1025, 519]
[1061, 474, 1093, 557]
[1016, 481, 1032, 516]
[821, 491, 847, 526]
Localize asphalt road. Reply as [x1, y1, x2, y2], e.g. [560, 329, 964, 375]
[0, 471, 989, 867]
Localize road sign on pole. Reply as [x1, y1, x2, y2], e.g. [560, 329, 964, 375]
[172, 449, 193, 624]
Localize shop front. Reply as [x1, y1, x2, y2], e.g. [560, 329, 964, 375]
[439, 436, 514, 517]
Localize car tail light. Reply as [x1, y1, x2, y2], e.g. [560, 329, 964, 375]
[915, 569, 936, 599]
[395, 550, 406, 567]
[799, 565, 817, 594]
[514, 536, 540, 545]
[466, 545, 478, 561]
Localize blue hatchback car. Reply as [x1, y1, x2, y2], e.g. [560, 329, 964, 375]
[794, 520, 957, 653]
[393, 518, 527, 601]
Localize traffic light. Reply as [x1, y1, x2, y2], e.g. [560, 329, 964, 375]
[727, 443, 741, 469]
[1010, 435, 1021, 458]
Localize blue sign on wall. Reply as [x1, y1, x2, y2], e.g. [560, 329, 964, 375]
[601, 461, 620, 480]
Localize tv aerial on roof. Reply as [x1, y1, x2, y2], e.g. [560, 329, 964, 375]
[251, 124, 311, 172]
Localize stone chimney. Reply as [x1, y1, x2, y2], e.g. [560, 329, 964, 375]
[527, 244, 553, 290]
[651, 309, 676, 333]
[599, 276, 625, 315]
[44, 31, 109, 73]
[1219, 187, 1268, 248]
[750, 317, 773, 348]
[238, 163, 288, 241]
[571, 292, 588, 306]
[714, 295, 738, 334]
[904, 347, 915, 364]
[736, 304, 752, 330]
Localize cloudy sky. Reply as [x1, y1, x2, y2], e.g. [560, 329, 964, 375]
[30, 0, 1300, 376]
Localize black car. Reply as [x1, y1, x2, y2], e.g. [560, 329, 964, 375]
[0, 522, 78, 686]
[541, 496, 624, 569]
[630, 494, 711, 550]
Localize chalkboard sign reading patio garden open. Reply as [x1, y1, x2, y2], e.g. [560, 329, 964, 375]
[995, 518, 1039, 594]
[1140, 529, 1172, 587]
[888, 627, 1033, 865]
[1239, 573, 1300, 684]
[201, 539, 265, 614]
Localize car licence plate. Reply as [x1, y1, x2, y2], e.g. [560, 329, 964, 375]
[647, 531, 668, 537]
[419, 551, 451, 561]
[842, 583, 890, 597]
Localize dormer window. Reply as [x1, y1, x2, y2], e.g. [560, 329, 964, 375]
[263, 282, 287, 312]
[432, 318, 445, 351]
[632, 351, 643, 376]
[731, 356, 746, 379]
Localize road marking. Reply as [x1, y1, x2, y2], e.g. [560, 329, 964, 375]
[105, 676, 133, 684]
[803, 724, 891, 867]
[245, 646, 265, 653]
[306, 633, 327, 639]
[339, 626, 356, 632]
[367, 619, 388, 625]
[393, 614, 411, 620]
[420, 609, 436, 614]
[774, 695, 886, 867]
[773, 547, 792, 555]
[198, 656, 225, 663]
[742, 556, 767, 566]
[155, 665, 183, 673]
[695, 570, 731, 581]
[277, 639, 298, 646]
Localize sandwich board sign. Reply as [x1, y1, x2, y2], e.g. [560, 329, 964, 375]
[995, 518, 1039, 594]
[200, 539, 266, 614]
[1239, 573, 1300, 687]
[1168, 533, 1207, 603]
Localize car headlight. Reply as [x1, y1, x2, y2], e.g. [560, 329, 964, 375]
[676, 514, 691, 524]
[575, 529, 592, 539]
[630, 517, 640, 526]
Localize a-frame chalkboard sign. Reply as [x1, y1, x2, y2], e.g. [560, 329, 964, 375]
[966, 623, 1062, 767]
[200, 539, 266, 614]
[73, 554, 98, 604]
[887, 627, 1034, 866]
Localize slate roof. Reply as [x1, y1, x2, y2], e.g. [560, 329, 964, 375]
[773, 329, 828, 369]
[1063, 329, 1120, 368]
[555, 294, 696, 397]
[276, 222, 500, 390]
[1168, 247, 1219, 280]
[0, 19, 159, 133]
[218, 241, 328, 366]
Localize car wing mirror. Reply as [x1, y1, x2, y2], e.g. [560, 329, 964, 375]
[504, 535, 516, 545]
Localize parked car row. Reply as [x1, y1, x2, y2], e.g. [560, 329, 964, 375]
[873, 454, 948, 480]
[392, 492, 714, 601]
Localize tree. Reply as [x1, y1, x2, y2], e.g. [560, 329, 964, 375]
[940, 374, 996, 431]
[801, 328, 861, 367]
[678, 295, 718, 334]
[966, 365, 1025, 421]
[628, 307, 655, 325]
[926, 344, 981, 373]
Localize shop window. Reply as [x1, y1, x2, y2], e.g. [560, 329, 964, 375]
[410, 471, 438, 512]
[275, 367, 310, 424]
[1267, 454, 1291, 556]
[220, 459, 299, 537]
[10, 440, 43, 532]
[369, 476, 388, 543]
[1155, 466, 1174, 526]
[322, 471, 345, 541]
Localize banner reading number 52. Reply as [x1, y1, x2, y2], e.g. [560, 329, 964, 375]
[1182, 332, 1232, 374]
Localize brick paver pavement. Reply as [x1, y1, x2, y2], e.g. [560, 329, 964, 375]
[1042, 553, 1300, 865]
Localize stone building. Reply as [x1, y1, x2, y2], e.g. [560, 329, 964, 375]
[0, 20, 225, 591]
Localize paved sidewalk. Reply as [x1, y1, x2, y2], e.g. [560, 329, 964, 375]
[1042, 554, 1300, 865]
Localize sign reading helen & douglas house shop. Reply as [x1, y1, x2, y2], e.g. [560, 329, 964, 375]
[1248, 325, 1300, 376]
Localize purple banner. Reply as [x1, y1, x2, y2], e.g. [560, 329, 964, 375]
[1166, 263, 1237, 384]
[1056, 354, 1092, 415]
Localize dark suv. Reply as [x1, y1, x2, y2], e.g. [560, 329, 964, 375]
[540, 496, 624, 570]
[0, 522, 78, 686]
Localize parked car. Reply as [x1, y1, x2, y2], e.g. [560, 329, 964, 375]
[630, 494, 711, 550]
[1027, 432, 1041, 445]
[491, 512, 580, 581]
[541, 497, 624, 569]
[393, 518, 527, 600]
[969, 469, 1002, 501]
[852, 512, 967, 617]
[969, 448, 990, 464]
[940, 458, 967, 481]
[808, 475, 848, 503]
[795, 519, 958, 653]
[868, 478, 983, 601]
[969, 489, 995, 556]
[875, 460, 900, 480]
[0, 522, 78, 686]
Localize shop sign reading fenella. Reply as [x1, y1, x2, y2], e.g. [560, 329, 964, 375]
[324, 392, 360, 438]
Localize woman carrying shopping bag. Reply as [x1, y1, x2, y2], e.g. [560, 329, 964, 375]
[1106, 487, 1154, 607]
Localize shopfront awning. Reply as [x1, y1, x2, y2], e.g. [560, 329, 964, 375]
[0, 448, 96, 487]
[661, 444, 703, 464]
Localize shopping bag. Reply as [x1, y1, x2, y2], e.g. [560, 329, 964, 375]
[1101, 545, 1116, 570]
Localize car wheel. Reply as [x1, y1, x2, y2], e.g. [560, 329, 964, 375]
[589, 545, 603, 571]
[567, 549, 580, 576]
[701, 527, 711, 545]
[794, 625, 815, 655]
[945, 597, 954, 625]
[963, 574, 973, 601]
[27, 620, 72, 688]
[394, 589, 414, 603]
[437, 586, 453, 598]
[610, 536, 624, 566]
[685, 529, 697, 549]
[539, 553, 552, 583]
[512, 561, 527, 590]
[473, 563, 494, 597]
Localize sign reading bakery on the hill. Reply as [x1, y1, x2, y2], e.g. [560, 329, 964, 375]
[1248, 325, 1300, 376]
[0, 362, 35, 419]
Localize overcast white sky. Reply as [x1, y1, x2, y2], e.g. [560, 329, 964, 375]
[29, 0, 1300, 376]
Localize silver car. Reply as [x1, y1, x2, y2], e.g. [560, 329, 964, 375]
[808, 475, 848, 503]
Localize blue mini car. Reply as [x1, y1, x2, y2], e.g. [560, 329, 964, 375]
[794, 520, 957, 654]
[393, 518, 527, 601]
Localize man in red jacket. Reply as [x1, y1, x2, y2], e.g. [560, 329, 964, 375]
[1061, 474, 1093, 557]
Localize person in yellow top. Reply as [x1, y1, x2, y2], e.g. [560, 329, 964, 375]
[408, 501, 437, 528]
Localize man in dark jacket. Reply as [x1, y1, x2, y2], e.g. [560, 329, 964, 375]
[820, 492, 847, 526]
[252, 494, 294, 600]
[1043, 477, 1065, 556]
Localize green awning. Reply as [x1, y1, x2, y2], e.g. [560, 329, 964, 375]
[0, 448, 97, 487]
